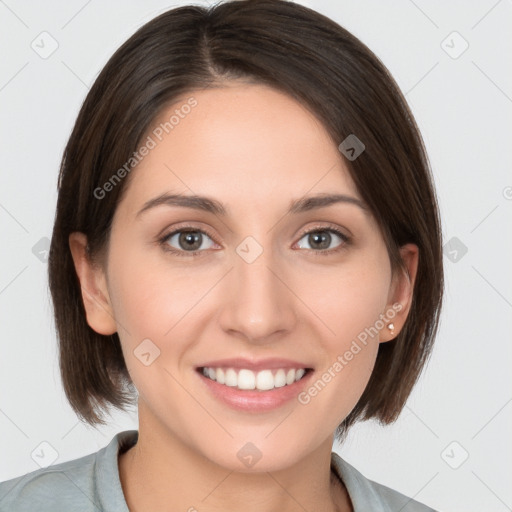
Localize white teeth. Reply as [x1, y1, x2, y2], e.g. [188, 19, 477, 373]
[256, 370, 274, 391]
[274, 369, 287, 388]
[216, 368, 225, 384]
[201, 366, 309, 391]
[238, 369, 256, 390]
[225, 368, 237, 387]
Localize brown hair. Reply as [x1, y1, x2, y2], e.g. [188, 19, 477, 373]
[48, 0, 443, 441]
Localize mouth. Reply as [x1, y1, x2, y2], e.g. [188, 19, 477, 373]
[196, 366, 314, 392]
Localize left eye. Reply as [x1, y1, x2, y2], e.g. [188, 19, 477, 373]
[296, 229, 347, 252]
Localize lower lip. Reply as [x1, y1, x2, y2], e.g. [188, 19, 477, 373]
[196, 369, 314, 412]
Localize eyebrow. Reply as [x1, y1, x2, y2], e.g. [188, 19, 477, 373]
[136, 192, 367, 219]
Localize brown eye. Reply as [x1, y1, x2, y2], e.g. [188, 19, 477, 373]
[296, 228, 349, 253]
[161, 228, 216, 254]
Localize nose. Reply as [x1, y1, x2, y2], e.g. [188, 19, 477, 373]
[217, 244, 298, 345]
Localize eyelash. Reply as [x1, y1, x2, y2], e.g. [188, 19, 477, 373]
[158, 223, 351, 258]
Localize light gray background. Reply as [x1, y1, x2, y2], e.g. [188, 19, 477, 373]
[1, 1, 511, 511]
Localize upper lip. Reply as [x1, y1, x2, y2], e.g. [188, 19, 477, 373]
[197, 357, 314, 372]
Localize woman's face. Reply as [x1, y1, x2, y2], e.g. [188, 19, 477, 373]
[82, 82, 416, 471]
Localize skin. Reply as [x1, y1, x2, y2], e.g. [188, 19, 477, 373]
[69, 82, 418, 512]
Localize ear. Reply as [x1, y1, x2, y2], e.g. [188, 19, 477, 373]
[380, 243, 419, 343]
[68, 232, 117, 335]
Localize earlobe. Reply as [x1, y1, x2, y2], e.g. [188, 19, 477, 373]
[381, 243, 419, 342]
[68, 232, 117, 335]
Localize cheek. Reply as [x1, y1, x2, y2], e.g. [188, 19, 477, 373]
[311, 255, 392, 347]
[107, 215, 195, 307]
[301, 253, 390, 408]
[106, 249, 204, 402]
[105, 241, 192, 348]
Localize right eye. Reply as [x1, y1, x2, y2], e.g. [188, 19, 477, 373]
[159, 227, 218, 256]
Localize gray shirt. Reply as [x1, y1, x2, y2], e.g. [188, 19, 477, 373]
[0, 430, 437, 511]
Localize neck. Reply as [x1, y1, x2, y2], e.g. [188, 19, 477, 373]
[118, 412, 352, 512]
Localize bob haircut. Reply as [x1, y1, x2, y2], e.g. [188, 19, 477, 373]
[48, 0, 443, 441]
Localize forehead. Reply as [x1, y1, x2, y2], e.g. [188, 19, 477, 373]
[118, 83, 361, 218]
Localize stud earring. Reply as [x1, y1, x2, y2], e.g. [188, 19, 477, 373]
[387, 323, 395, 336]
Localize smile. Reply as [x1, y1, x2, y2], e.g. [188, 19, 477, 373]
[200, 367, 310, 391]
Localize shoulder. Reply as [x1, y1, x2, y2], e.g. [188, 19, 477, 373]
[0, 451, 98, 512]
[0, 430, 137, 512]
[331, 452, 438, 512]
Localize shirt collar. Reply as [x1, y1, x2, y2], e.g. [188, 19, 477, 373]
[330, 451, 391, 511]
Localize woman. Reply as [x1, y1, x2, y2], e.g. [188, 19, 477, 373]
[0, 1, 443, 510]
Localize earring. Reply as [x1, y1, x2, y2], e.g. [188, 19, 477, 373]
[387, 323, 395, 336]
